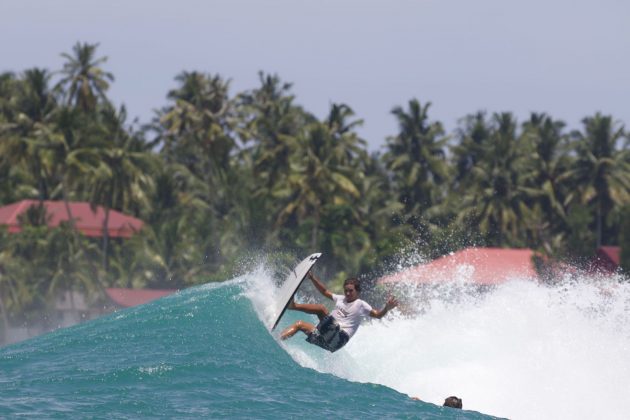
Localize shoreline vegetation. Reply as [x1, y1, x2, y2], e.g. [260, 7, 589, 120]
[1, 41, 629, 331]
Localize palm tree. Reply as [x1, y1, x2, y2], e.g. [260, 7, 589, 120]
[567, 113, 630, 247]
[341, 151, 404, 274]
[115, 158, 218, 288]
[451, 111, 491, 188]
[44, 224, 98, 312]
[17, 68, 58, 123]
[0, 68, 58, 201]
[384, 100, 449, 216]
[238, 72, 314, 189]
[274, 103, 365, 253]
[56, 42, 114, 112]
[48, 107, 91, 220]
[153, 71, 246, 267]
[0, 230, 16, 339]
[519, 113, 572, 251]
[454, 113, 530, 246]
[1, 224, 55, 322]
[156, 72, 237, 229]
[158, 71, 234, 171]
[0, 72, 17, 123]
[84, 104, 156, 273]
[52, 44, 118, 257]
[235, 72, 315, 248]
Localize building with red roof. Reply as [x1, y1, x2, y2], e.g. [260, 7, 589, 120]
[589, 246, 620, 274]
[0, 199, 143, 238]
[379, 247, 539, 285]
[105, 288, 177, 308]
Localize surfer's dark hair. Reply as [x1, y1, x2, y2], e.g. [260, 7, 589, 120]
[344, 278, 361, 292]
[443, 396, 462, 409]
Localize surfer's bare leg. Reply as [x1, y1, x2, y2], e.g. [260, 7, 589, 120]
[288, 300, 329, 321]
[280, 320, 316, 340]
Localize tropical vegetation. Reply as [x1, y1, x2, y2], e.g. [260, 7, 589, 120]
[1, 42, 629, 326]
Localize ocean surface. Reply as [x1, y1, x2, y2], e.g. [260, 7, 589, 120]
[1, 262, 629, 419]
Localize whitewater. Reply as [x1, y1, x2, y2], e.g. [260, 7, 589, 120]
[1, 261, 629, 419]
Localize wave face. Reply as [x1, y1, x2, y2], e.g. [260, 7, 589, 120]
[280, 274, 630, 420]
[0, 268, 485, 419]
[2, 264, 628, 419]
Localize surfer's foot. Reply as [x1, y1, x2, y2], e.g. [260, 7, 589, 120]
[280, 327, 293, 340]
[280, 321, 303, 340]
[280, 321, 313, 341]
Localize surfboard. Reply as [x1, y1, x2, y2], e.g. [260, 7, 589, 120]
[270, 252, 322, 331]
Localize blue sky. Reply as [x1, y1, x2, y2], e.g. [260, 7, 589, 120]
[3, 0, 629, 150]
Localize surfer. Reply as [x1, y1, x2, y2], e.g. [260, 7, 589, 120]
[280, 271, 398, 352]
[443, 396, 463, 409]
[411, 395, 463, 409]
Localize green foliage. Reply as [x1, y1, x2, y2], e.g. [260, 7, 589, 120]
[566, 114, 630, 247]
[562, 205, 597, 264]
[0, 223, 101, 323]
[618, 206, 630, 275]
[1, 42, 629, 324]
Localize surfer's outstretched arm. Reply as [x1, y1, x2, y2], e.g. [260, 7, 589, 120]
[307, 271, 333, 300]
[370, 295, 399, 319]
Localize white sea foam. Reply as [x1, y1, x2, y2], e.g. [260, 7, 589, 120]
[341, 276, 630, 419]
[245, 258, 630, 419]
[138, 364, 173, 375]
[241, 263, 283, 329]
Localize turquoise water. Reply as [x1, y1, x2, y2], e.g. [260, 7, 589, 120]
[0, 277, 494, 419]
[3, 266, 629, 419]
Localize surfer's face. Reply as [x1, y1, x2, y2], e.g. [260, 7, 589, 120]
[344, 285, 358, 302]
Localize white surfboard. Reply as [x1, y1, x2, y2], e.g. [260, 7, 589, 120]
[270, 253, 322, 331]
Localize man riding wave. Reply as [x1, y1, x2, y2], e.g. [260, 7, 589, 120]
[280, 271, 398, 352]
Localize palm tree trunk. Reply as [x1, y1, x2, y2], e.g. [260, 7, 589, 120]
[35, 159, 49, 200]
[61, 178, 106, 297]
[311, 210, 320, 250]
[62, 179, 77, 230]
[596, 201, 602, 248]
[102, 207, 110, 272]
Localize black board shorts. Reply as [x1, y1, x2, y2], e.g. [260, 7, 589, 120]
[306, 315, 350, 353]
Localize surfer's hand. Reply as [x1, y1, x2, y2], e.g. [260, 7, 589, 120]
[385, 295, 399, 310]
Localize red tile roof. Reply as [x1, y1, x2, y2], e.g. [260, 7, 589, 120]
[598, 246, 620, 265]
[105, 288, 177, 308]
[0, 200, 143, 238]
[590, 246, 620, 274]
[379, 247, 538, 285]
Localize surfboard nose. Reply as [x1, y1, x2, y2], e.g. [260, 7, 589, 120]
[270, 253, 322, 331]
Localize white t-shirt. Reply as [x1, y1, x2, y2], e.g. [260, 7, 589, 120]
[331, 294, 373, 338]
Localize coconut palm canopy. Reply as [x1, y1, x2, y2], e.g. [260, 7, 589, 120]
[1, 42, 629, 326]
